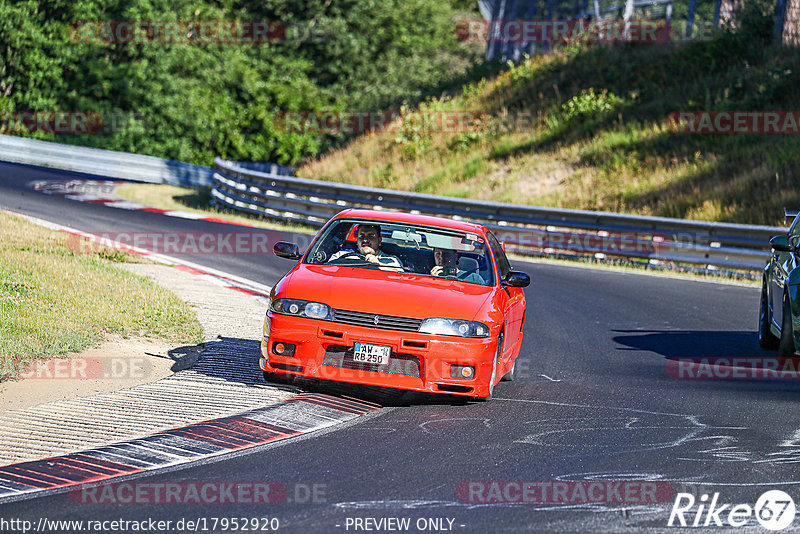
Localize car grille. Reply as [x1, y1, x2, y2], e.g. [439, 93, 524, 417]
[323, 345, 421, 378]
[331, 308, 422, 332]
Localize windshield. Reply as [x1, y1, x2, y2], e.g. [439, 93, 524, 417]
[304, 219, 494, 286]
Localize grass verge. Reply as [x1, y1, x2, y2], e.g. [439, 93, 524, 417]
[0, 211, 204, 382]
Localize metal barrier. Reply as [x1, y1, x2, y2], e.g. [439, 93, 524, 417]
[0, 134, 213, 187]
[213, 158, 783, 271]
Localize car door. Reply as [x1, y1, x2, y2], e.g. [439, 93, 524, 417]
[487, 232, 525, 359]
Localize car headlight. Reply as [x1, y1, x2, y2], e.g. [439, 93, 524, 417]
[271, 298, 332, 320]
[418, 317, 490, 338]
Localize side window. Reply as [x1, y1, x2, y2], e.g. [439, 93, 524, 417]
[791, 214, 800, 236]
[486, 232, 511, 281]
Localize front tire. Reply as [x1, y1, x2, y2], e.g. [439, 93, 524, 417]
[779, 293, 796, 357]
[475, 332, 502, 402]
[759, 277, 779, 349]
[501, 359, 515, 382]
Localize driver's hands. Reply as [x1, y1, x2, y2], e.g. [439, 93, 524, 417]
[431, 265, 443, 276]
[361, 246, 379, 264]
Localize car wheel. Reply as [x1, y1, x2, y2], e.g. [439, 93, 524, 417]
[501, 359, 515, 382]
[263, 371, 296, 385]
[779, 293, 796, 357]
[759, 277, 779, 349]
[475, 332, 502, 402]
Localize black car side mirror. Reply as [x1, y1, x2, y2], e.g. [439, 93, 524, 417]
[504, 271, 530, 288]
[771, 234, 793, 252]
[274, 241, 301, 260]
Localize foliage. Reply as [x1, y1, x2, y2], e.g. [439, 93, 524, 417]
[545, 88, 626, 132]
[0, 0, 482, 165]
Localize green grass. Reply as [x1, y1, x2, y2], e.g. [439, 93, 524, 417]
[297, 19, 800, 226]
[0, 212, 203, 381]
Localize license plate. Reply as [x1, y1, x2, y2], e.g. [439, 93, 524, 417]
[353, 343, 391, 365]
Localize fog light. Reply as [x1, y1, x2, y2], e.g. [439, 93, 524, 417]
[450, 365, 474, 379]
[272, 342, 296, 357]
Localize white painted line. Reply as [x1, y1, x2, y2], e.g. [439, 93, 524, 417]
[540, 374, 562, 382]
[102, 200, 149, 210]
[163, 211, 205, 219]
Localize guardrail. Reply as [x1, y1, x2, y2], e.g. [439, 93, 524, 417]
[0, 134, 213, 187]
[213, 158, 784, 272]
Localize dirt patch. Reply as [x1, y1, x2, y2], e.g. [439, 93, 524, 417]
[510, 156, 578, 200]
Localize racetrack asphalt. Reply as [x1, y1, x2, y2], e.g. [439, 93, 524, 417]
[1, 161, 797, 533]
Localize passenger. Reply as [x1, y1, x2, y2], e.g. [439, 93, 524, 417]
[431, 248, 483, 283]
[328, 224, 403, 271]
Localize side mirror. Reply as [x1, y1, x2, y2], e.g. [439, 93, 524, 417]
[504, 271, 530, 288]
[274, 241, 301, 260]
[770, 234, 793, 252]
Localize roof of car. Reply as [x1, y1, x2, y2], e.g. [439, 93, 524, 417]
[332, 209, 488, 234]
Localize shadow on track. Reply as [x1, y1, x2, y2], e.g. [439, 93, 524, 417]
[189, 336, 473, 407]
[612, 329, 800, 388]
[612, 330, 765, 359]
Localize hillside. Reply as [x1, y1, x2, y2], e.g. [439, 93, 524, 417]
[299, 17, 800, 226]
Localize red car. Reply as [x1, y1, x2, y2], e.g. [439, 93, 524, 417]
[259, 209, 529, 400]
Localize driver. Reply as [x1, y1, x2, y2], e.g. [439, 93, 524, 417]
[328, 224, 403, 271]
[431, 248, 483, 283]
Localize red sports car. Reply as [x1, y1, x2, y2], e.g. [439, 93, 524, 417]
[259, 209, 529, 400]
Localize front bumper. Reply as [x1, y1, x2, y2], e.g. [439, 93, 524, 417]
[259, 313, 497, 397]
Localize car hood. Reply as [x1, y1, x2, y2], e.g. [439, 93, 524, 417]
[281, 264, 494, 321]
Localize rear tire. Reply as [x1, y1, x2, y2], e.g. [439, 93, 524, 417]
[263, 371, 296, 385]
[779, 294, 796, 357]
[759, 278, 779, 349]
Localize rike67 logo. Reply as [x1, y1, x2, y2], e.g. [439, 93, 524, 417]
[668, 490, 796, 530]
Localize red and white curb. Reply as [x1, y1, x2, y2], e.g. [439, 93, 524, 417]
[32, 179, 260, 228]
[0, 393, 380, 502]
